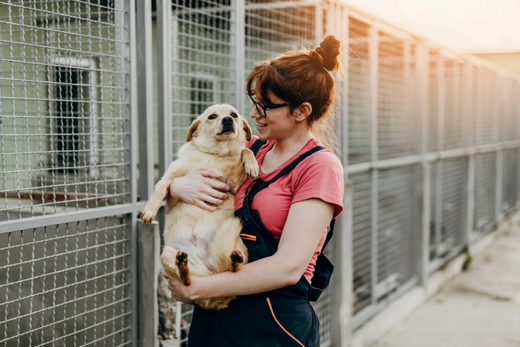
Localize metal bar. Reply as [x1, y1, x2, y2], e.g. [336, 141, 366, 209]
[434, 54, 444, 260]
[157, 0, 173, 173]
[332, 7, 350, 346]
[341, 8, 350, 167]
[244, 0, 320, 11]
[495, 149, 504, 222]
[315, 2, 323, 44]
[418, 40, 430, 286]
[136, 0, 155, 200]
[137, 221, 160, 347]
[369, 21, 379, 306]
[466, 154, 476, 245]
[333, 181, 352, 347]
[127, 0, 139, 345]
[232, 0, 245, 114]
[0, 204, 135, 234]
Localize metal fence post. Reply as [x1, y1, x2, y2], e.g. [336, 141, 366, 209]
[494, 74, 504, 222]
[417, 40, 430, 286]
[136, 0, 155, 199]
[231, 0, 245, 114]
[157, 0, 173, 173]
[369, 21, 379, 307]
[137, 221, 161, 347]
[333, 181, 353, 347]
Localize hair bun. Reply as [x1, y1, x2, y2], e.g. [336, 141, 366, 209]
[311, 34, 340, 71]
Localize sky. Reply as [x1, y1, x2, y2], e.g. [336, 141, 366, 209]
[342, 0, 520, 53]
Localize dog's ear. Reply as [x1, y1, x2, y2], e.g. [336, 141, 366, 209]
[242, 119, 252, 142]
[186, 119, 201, 142]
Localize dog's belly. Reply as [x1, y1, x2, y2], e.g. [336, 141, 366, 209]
[164, 199, 236, 277]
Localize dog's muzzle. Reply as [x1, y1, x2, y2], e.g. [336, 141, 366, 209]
[221, 116, 235, 133]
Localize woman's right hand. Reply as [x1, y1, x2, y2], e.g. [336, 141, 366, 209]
[166, 170, 230, 212]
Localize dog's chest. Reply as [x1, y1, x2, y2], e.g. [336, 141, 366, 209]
[187, 154, 239, 181]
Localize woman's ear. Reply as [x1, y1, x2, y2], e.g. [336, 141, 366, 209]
[242, 118, 252, 141]
[186, 119, 201, 142]
[292, 102, 312, 122]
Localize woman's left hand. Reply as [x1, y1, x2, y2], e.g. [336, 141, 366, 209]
[162, 271, 197, 305]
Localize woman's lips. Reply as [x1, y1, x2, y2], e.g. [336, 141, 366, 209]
[256, 123, 267, 131]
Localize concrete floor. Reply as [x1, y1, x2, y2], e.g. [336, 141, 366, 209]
[372, 220, 520, 347]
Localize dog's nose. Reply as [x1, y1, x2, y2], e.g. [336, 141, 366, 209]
[222, 116, 233, 124]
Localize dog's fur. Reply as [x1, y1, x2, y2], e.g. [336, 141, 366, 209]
[140, 104, 259, 309]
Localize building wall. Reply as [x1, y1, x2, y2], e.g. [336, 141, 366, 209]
[474, 52, 520, 78]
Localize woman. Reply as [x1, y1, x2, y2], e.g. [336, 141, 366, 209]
[163, 35, 344, 347]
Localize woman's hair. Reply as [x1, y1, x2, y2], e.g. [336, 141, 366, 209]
[246, 34, 342, 150]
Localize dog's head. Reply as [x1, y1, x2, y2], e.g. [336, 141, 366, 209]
[186, 105, 252, 153]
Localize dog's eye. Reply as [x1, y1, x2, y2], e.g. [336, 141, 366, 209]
[230, 113, 238, 118]
[208, 114, 217, 120]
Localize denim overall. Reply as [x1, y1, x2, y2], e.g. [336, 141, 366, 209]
[188, 140, 335, 347]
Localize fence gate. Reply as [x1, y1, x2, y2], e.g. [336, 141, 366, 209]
[0, 1, 138, 346]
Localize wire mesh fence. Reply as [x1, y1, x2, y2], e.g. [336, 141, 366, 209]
[0, 217, 133, 347]
[0, 1, 136, 346]
[0, 0, 131, 221]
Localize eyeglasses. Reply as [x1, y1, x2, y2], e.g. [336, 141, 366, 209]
[245, 92, 291, 118]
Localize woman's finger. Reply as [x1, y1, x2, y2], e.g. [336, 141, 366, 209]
[201, 194, 224, 206]
[194, 200, 218, 212]
[197, 170, 222, 179]
[207, 179, 230, 192]
[162, 271, 171, 279]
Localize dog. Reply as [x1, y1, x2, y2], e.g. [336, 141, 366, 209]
[140, 104, 259, 309]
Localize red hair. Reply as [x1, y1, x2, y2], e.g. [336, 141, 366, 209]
[246, 35, 341, 150]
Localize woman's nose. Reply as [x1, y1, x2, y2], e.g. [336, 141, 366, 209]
[249, 106, 260, 119]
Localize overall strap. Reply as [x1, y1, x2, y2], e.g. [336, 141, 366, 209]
[255, 145, 326, 192]
[249, 139, 266, 156]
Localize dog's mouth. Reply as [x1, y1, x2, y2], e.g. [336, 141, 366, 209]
[219, 123, 235, 135]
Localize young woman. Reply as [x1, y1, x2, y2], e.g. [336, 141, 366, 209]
[163, 35, 345, 347]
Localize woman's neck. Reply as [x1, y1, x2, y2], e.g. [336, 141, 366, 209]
[271, 129, 314, 157]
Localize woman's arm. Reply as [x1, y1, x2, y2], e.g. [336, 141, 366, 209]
[164, 198, 335, 302]
[165, 170, 230, 213]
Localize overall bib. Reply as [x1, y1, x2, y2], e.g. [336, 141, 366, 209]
[188, 140, 335, 347]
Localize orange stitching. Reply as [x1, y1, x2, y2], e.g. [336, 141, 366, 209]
[239, 233, 257, 241]
[266, 298, 305, 347]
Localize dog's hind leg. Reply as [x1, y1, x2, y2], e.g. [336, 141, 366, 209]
[209, 218, 247, 273]
[231, 237, 248, 272]
[161, 246, 191, 286]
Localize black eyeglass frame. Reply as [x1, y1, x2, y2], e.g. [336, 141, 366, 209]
[245, 92, 292, 118]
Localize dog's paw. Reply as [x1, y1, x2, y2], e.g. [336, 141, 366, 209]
[231, 250, 245, 272]
[176, 251, 188, 267]
[139, 207, 157, 224]
[241, 148, 259, 179]
[244, 159, 259, 179]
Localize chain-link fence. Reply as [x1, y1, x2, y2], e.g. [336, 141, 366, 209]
[0, 0, 137, 346]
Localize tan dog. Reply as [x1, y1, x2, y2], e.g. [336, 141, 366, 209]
[140, 104, 259, 309]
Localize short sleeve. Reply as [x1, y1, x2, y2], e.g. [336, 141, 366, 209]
[291, 151, 344, 219]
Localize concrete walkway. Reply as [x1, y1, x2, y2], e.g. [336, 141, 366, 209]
[371, 218, 520, 347]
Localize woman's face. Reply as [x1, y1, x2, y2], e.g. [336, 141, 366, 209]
[249, 91, 297, 141]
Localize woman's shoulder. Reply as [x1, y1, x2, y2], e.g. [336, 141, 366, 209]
[301, 139, 343, 172]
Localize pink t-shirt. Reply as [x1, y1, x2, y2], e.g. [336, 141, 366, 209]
[235, 136, 344, 282]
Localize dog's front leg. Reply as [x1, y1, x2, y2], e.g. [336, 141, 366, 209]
[140, 165, 187, 224]
[227, 148, 259, 194]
